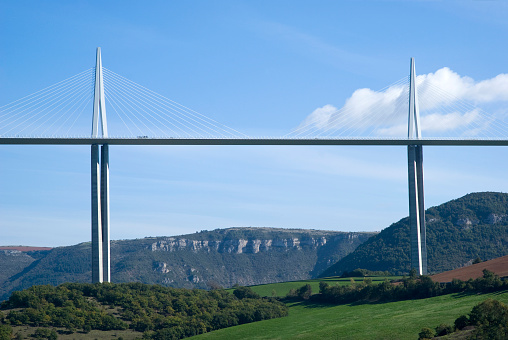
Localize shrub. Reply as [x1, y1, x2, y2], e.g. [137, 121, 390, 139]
[83, 324, 92, 333]
[33, 328, 57, 340]
[434, 323, 453, 336]
[418, 327, 434, 340]
[285, 288, 298, 299]
[341, 268, 392, 277]
[232, 286, 260, 300]
[454, 314, 469, 330]
[0, 324, 12, 340]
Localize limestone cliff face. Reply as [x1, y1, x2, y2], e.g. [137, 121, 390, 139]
[121, 228, 376, 289]
[150, 236, 333, 254]
[453, 213, 508, 228]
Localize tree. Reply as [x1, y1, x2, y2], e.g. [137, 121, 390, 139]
[297, 284, 312, 300]
[232, 286, 260, 300]
[469, 299, 508, 339]
[319, 282, 329, 294]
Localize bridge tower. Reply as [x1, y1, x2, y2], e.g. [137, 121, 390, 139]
[91, 47, 110, 283]
[407, 58, 427, 275]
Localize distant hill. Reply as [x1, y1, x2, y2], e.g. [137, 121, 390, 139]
[0, 246, 53, 252]
[320, 192, 508, 277]
[0, 248, 52, 288]
[0, 227, 374, 300]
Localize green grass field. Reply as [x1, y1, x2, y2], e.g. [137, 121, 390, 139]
[229, 276, 402, 297]
[191, 290, 508, 340]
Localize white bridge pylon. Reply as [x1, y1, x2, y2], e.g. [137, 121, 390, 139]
[407, 58, 427, 275]
[91, 48, 110, 283]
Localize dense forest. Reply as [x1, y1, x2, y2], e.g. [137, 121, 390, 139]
[0, 283, 287, 339]
[321, 192, 508, 276]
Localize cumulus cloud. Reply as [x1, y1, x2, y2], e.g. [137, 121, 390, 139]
[417, 68, 508, 109]
[378, 110, 481, 137]
[296, 68, 508, 138]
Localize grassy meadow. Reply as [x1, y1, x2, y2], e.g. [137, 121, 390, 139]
[191, 290, 508, 340]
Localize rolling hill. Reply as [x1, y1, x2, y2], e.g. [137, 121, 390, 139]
[0, 228, 374, 300]
[321, 192, 508, 277]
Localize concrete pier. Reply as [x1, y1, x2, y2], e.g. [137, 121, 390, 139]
[408, 144, 427, 274]
[101, 144, 110, 282]
[91, 144, 103, 282]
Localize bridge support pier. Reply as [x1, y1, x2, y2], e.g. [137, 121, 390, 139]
[408, 144, 427, 275]
[101, 144, 110, 282]
[91, 144, 102, 282]
[91, 143, 110, 283]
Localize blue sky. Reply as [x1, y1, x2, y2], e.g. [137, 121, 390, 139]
[1, 1, 508, 246]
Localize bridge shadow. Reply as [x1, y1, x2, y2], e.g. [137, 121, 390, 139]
[297, 289, 508, 309]
[449, 289, 508, 299]
[293, 299, 382, 309]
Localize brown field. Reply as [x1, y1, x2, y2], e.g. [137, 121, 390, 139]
[431, 255, 508, 283]
[0, 246, 53, 252]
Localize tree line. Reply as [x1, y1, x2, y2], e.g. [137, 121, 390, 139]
[286, 269, 507, 304]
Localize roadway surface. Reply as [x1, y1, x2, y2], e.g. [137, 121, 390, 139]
[1, 137, 508, 146]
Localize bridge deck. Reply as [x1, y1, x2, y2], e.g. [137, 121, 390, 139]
[1, 137, 508, 146]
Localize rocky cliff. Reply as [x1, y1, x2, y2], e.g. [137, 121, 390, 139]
[0, 227, 375, 300]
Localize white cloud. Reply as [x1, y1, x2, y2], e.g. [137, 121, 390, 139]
[297, 68, 508, 137]
[417, 68, 508, 109]
[299, 104, 338, 130]
[378, 110, 481, 137]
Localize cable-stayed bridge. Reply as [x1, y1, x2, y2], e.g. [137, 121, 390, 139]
[2, 48, 508, 282]
[3, 51, 508, 145]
